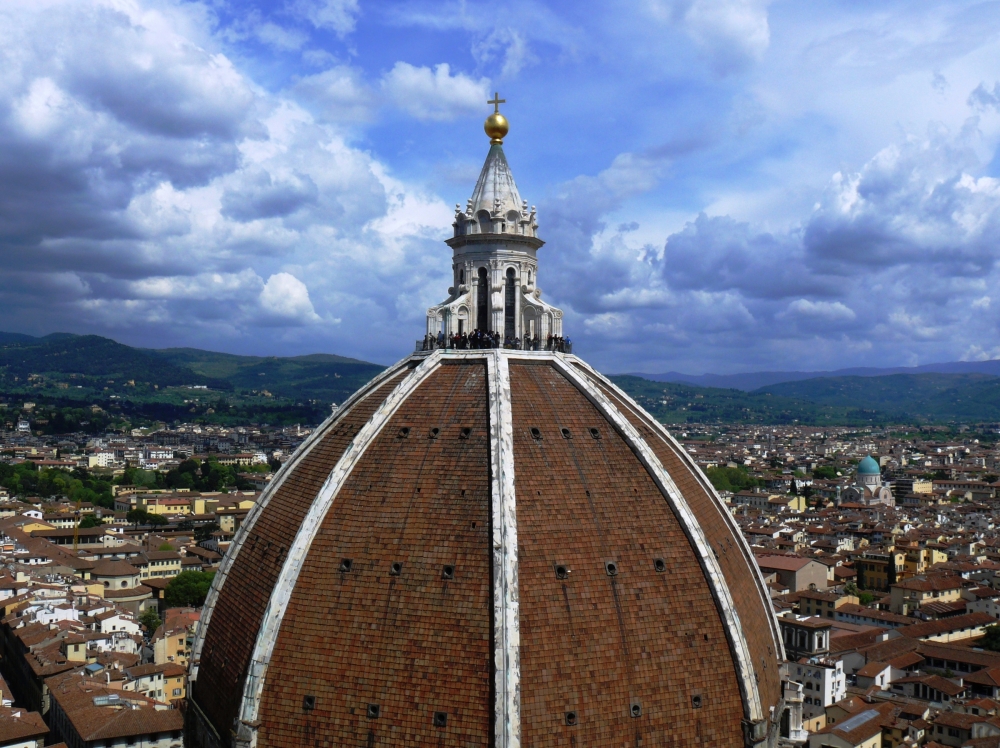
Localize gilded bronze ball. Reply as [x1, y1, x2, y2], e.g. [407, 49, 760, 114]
[484, 112, 509, 142]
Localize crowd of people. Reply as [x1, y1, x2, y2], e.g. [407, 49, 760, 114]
[420, 331, 572, 352]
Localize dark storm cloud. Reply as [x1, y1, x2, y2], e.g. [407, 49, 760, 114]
[534, 126, 1000, 373]
[0, 3, 257, 266]
[659, 214, 836, 300]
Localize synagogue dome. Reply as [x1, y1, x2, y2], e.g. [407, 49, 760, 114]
[857, 455, 881, 475]
[186, 101, 788, 748]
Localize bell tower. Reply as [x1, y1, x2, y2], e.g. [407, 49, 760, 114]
[426, 94, 564, 345]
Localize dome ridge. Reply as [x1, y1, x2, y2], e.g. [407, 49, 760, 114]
[568, 356, 785, 661]
[556, 357, 768, 725]
[231, 355, 442, 748]
[188, 355, 415, 680]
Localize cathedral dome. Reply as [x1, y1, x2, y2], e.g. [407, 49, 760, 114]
[186, 101, 788, 748]
[857, 455, 880, 475]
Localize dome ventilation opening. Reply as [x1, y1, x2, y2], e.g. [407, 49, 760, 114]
[441, 565, 455, 580]
[630, 701, 642, 718]
[604, 560, 618, 576]
[339, 559, 353, 573]
[303, 695, 316, 711]
[692, 695, 703, 709]
[367, 704, 380, 719]
[565, 711, 578, 726]
[554, 564, 569, 580]
[653, 558, 666, 573]
[460, 427, 471, 439]
[589, 428, 601, 439]
[530, 427, 542, 440]
[433, 711, 448, 728]
[560, 427, 572, 439]
[429, 427, 440, 439]
[389, 562, 403, 576]
[397, 427, 410, 438]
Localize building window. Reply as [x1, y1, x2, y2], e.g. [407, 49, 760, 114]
[476, 267, 489, 332]
[504, 267, 516, 340]
[477, 210, 490, 234]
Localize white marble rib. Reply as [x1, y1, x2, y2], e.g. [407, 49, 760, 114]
[552, 357, 765, 726]
[189, 356, 416, 681]
[565, 355, 785, 663]
[487, 350, 521, 748]
[232, 352, 442, 748]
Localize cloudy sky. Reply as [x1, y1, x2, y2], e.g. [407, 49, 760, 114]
[2, 0, 1000, 375]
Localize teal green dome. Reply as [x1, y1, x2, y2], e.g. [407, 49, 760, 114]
[857, 456, 880, 475]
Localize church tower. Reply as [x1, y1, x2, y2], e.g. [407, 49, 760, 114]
[426, 94, 564, 343]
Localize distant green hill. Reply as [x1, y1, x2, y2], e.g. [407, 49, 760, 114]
[609, 376, 892, 426]
[153, 348, 383, 403]
[759, 373, 1000, 422]
[0, 334, 226, 389]
[0, 332, 384, 426]
[3, 330, 1000, 427]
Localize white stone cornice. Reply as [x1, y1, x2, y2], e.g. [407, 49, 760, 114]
[188, 355, 418, 682]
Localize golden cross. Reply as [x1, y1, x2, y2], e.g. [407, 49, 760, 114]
[487, 92, 505, 114]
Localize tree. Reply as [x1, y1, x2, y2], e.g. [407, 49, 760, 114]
[844, 582, 859, 597]
[126, 509, 149, 526]
[158, 542, 174, 552]
[139, 607, 162, 633]
[78, 515, 100, 529]
[146, 513, 168, 527]
[165, 571, 216, 608]
[858, 592, 875, 606]
[194, 522, 219, 542]
[705, 466, 760, 493]
[813, 465, 837, 480]
[983, 624, 1000, 652]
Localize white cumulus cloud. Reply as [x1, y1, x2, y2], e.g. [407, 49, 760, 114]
[0, 0, 465, 361]
[290, 0, 360, 37]
[645, 0, 771, 74]
[258, 272, 321, 324]
[781, 299, 856, 321]
[380, 62, 489, 121]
